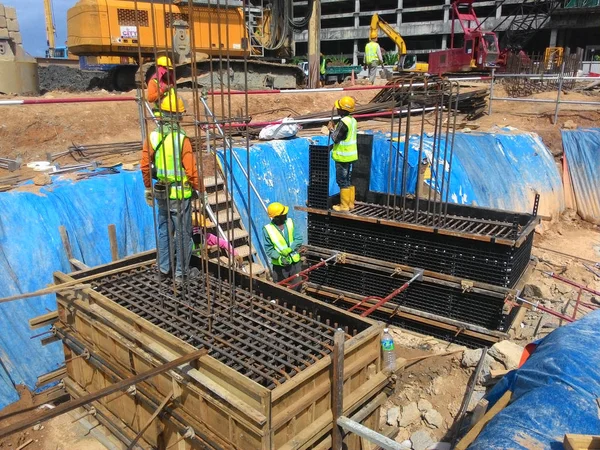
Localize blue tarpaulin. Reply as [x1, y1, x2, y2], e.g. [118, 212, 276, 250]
[0, 171, 154, 409]
[562, 128, 600, 224]
[222, 130, 563, 267]
[470, 310, 600, 450]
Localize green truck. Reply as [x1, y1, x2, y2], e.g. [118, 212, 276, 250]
[298, 62, 363, 84]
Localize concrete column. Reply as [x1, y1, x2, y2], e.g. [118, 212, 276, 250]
[354, 0, 360, 65]
[308, 0, 321, 88]
[549, 28, 558, 48]
[442, 34, 448, 50]
[495, 0, 502, 20]
[444, 0, 450, 22]
[397, 0, 403, 26]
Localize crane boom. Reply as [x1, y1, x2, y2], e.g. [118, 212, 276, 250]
[370, 14, 407, 55]
[43, 0, 56, 52]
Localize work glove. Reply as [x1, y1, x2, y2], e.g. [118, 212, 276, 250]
[144, 188, 154, 207]
[280, 247, 293, 257]
[279, 256, 293, 266]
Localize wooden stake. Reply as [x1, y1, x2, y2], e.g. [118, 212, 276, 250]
[126, 390, 174, 449]
[0, 349, 207, 439]
[59, 225, 73, 260]
[108, 224, 119, 261]
[331, 329, 345, 450]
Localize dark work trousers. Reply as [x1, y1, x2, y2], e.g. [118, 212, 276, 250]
[335, 161, 353, 189]
[272, 261, 302, 292]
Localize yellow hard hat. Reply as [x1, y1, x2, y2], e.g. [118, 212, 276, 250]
[160, 90, 186, 113]
[335, 96, 356, 113]
[267, 202, 289, 218]
[370, 31, 378, 40]
[156, 56, 174, 69]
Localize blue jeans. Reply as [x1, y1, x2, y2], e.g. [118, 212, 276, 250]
[335, 162, 353, 189]
[156, 197, 192, 278]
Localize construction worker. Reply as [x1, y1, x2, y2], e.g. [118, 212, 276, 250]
[140, 91, 205, 281]
[327, 96, 358, 212]
[147, 56, 176, 116]
[263, 202, 303, 290]
[320, 54, 327, 86]
[364, 34, 384, 84]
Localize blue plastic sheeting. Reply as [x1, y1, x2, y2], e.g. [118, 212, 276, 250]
[223, 130, 562, 268]
[371, 130, 564, 218]
[470, 310, 600, 450]
[0, 171, 154, 410]
[562, 128, 600, 224]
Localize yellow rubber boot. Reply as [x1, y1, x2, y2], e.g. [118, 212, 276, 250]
[348, 186, 356, 210]
[333, 188, 351, 212]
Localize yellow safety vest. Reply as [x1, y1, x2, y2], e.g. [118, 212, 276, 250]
[332, 116, 358, 163]
[150, 127, 193, 200]
[365, 41, 380, 64]
[264, 219, 301, 266]
[320, 58, 327, 75]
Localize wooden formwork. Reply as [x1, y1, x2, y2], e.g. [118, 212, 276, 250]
[53, 253, 388, 449]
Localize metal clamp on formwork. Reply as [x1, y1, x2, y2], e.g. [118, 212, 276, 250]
[348, 268, 424, 318]
[278, 252, 344, 290]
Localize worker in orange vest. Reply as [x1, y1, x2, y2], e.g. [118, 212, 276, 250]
[146, 56, 176, 116]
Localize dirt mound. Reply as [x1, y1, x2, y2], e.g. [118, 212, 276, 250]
[38, 66, 113, 94]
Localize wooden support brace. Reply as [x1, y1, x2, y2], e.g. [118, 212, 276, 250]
[331, 329, 345, 450]
[126, 390, 174, 450]
[0, 349, 207, 439]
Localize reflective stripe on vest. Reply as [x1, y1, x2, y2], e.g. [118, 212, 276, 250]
[264, 219, 301, 266]
[320, 58, 326, 75]
[150, 128, 192, 200]
[365, 41, 380, 64]
[332, 116, 358, 163]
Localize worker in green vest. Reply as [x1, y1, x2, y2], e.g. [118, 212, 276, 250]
[141, 91, 205, 282]
[263, 202, 303, 290]
[320, 54, 327, 86]
[327, 96, 358, 212]
[364, 33, 383, 84]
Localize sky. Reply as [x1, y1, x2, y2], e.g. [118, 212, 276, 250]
[7, 0, 70, 56]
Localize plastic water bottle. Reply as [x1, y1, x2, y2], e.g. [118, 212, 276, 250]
[381, 328, 396, 372]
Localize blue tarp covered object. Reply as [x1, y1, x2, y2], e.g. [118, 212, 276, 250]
[470, 310, 600, 449]
[562, 128, 600, 224]
[0, 171, 154, 409]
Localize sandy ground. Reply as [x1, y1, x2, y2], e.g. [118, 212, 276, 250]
[0, 79, 599, 449]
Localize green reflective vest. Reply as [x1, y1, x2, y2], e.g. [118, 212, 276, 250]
[150, 127, 193, 200]
[320, 58, 327, 75]
[365, 41, 380, 64]
[264, 219, 301, 266]
[332, 116, 358, 163]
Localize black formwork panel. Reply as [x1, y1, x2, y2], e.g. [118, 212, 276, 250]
[307, 213, 532, 288]
[306, 256, 508, 332]
[307, 144, 330, 210]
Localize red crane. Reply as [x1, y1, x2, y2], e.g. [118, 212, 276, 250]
[428, 0, 500, 74]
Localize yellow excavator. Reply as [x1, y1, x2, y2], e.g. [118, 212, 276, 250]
[370, 14, 428, 73]
[66, 0, 301, 90]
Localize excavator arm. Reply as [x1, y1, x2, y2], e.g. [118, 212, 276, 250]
[43, 0, 56, 50]
[370, 14, 407, 56]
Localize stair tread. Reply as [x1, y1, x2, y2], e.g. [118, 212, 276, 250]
[203, 176, 224, 189]
[207, 191, 232, 205]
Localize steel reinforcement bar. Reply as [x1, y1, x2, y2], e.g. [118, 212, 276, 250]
[91, 265, 353, 389]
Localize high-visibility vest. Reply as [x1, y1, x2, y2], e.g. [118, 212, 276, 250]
[320, 58, 327, 75]
[264, 219, 301, 266]
[150, 127, 193, 200]
[332, 116, 358, 163]
[365, 41, 380, 64]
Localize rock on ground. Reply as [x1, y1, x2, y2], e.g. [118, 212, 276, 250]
[387, 406, 400, 426]
[424, 409, 444, 429]
[461, 348, 483, 367]
[399, 402, 421, 427]
[411, 429, 436, 450]
[562, 119, 577, 129]
[488, 340, 524, 370]
[417, 399, 433, 412]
